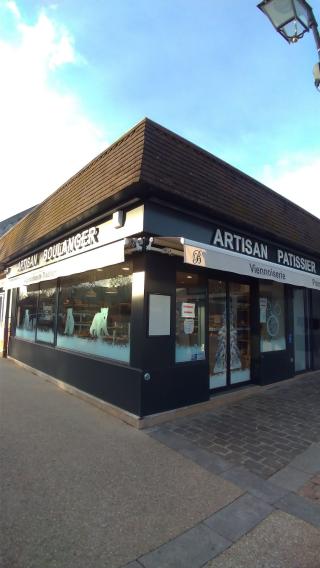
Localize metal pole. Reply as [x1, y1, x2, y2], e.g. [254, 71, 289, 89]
[307, 5, 320, 60]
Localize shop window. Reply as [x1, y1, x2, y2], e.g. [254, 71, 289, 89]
[175, 271, 206, 362]
[36, 281, 57, 344]
[57, 263, 132, 363]
[260, 282, 286, 352]
[16, 284, 39, 342]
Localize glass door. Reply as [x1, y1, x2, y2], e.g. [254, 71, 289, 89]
[230, 282, 251, 384]
[209, 279, 251, 390]
[209, 280, 227, 388]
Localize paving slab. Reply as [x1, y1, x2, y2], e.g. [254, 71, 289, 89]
[204, 493, 273, 542]
[148, 428, 197, 452]
[221, 465, 289, 504]
[269, 464, 312, 492]
[204, 510, 320, 568]
[138, 523, 231, 568]
[288, 442, 320, 474]
[0, 358, 242, 568]
[276, 492, 320, 528]
[150, 429, 232, 474]
[179, 445, 232, 474]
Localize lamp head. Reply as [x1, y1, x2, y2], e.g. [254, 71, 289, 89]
[257, 0, 311, 43]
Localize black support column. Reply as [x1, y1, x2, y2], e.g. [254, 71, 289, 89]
[130, 251, 209, 417]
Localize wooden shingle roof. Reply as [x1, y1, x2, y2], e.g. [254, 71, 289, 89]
[0, 206, 36, 237]
[1, 117, 319, 266]
[0, 120, 146, 265]
[141, 119, 320, 257]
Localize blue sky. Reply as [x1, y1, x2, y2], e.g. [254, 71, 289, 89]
[0, 0, 319, 221]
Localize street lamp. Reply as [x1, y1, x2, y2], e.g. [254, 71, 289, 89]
[257, 0, 320, 89]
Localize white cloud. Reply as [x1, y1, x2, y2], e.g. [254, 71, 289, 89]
[0, 2, 107, 221]
[258, 153, 320, 220]
[5, 1, 21, 20]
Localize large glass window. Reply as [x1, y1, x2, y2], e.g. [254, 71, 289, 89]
[36, 281, 57, 344]
[16, 284, 39, 342]
[175, 271, 206, 362]
[260, 282, 286, 352]
[57, 263, 132, 362]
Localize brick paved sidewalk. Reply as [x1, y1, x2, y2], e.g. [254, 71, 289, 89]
[150, 373, 320, 479]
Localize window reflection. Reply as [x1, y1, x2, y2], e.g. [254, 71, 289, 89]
[16, 284, 39, 342]
[36, 281, 57, 344]
[260, 282, 286, 352]
[57, 264, 132, 362]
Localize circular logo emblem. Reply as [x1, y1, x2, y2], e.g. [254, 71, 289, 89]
[267, 315, 280, 337]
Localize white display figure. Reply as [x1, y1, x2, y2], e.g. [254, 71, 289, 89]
[23, 309, 31, 330]
[90, 307, 109, 338]
[64, 307, 75, 336]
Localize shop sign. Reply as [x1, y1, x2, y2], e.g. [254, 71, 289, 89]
[212, 229, 268, 260]
[184, 240, 320, 291]
[15, 227, 99, 276]
[211, 228, 319, 276]
[4, 240, 125, 289]
[7, 205, 144, 280]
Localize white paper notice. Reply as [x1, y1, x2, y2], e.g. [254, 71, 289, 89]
[181, 302, 195, 318]
[183, 319, 194, 334]
[149, 294, 171, 336]
[260, 297, 267, 323]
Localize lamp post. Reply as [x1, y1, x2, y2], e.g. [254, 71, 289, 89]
[257, 0, 320, 90]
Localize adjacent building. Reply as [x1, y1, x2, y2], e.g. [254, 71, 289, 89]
[0, 118, 319, 419]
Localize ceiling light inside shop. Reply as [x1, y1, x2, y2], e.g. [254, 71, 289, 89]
[86, 290, 97, 297]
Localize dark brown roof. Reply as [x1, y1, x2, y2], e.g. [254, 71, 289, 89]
[1, 117, 319, 265]
[0, 121, 145, 265]
[141, 120, 320, 256]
